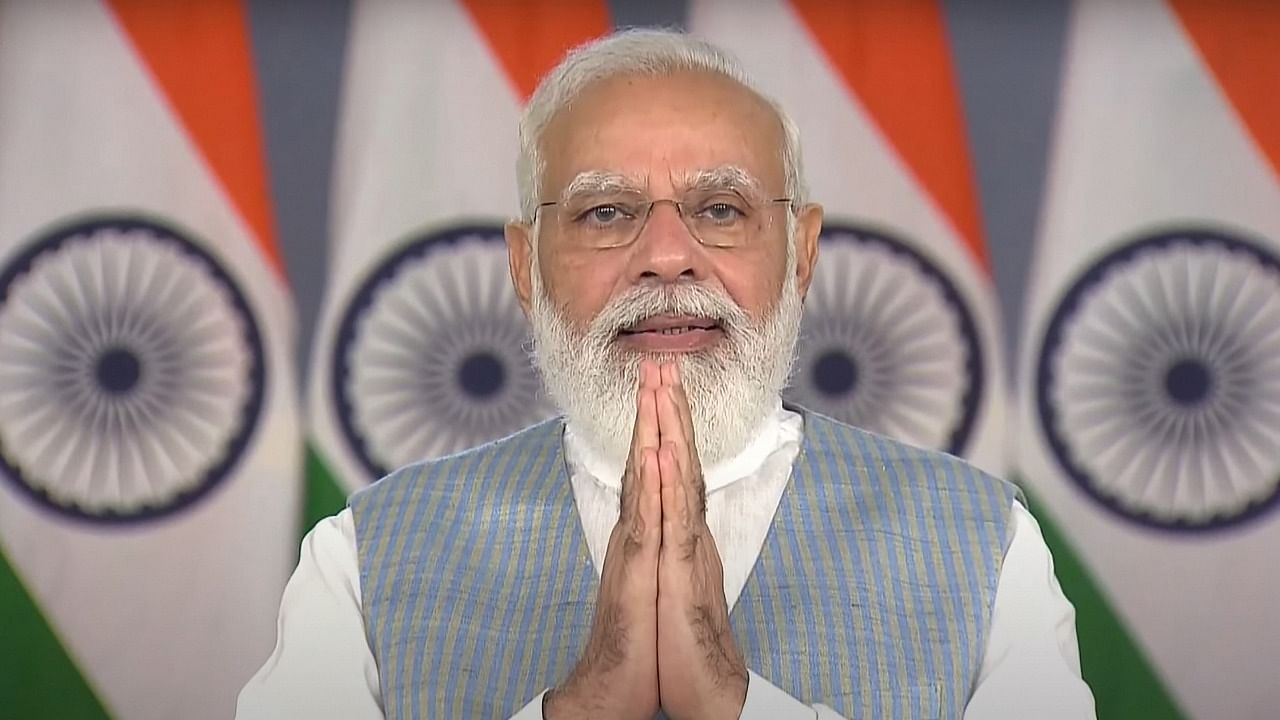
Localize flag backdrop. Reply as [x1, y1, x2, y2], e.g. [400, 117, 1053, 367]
[0, 2, 301, 719]
[303, 0, 609, 517]
[7, 1, 1280, 717]
[691, 0, 1009, 475]
[1017, 1, 1280, 718]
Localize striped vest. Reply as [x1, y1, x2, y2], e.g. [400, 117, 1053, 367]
[350, 411, 1018, 719]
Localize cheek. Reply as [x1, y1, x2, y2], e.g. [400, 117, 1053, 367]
[538, 250, 625, 325]
[715, 253, 788, 319]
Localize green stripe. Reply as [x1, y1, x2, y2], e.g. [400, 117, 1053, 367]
[1021, 484, 1187, 720]
[0, 542, 111, 719]
[303, 442, 352, 539]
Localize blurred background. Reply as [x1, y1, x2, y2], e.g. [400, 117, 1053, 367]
[1, 0, 1277, 718]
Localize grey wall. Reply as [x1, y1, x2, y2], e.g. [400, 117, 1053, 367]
[248, 0, 1070, 385]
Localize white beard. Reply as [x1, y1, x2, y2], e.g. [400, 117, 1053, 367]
[528, 259, 803, 468]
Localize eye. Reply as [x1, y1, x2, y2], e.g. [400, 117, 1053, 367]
[590, 205, 619, 223]
[573, 203, 634, 226]
[697, 200, 746, 224]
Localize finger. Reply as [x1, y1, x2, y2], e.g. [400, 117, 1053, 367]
[622, 365, 660, 515]
[639, 447, 662, 551]
[655, 377, 690, 475]
[667, 365, 705, 514]
[659, 442, 689, 544]
[636, 359, 661, 445]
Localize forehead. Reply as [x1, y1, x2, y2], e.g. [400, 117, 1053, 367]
[539, 70, 786, 195]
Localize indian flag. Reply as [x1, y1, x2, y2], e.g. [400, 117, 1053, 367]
[690, 0, 1009, 473]
[1016, 1, 1280, 718]
[0, 1, 301, 718]
[304, 0, 610, 517]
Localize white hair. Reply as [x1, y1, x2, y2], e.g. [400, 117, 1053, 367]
[517, 28, 808, 221]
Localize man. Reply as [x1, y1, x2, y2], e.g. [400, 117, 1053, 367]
[238, 29, 1095, 720]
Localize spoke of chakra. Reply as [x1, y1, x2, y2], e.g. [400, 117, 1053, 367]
[405, 272, 451, 331]
[848, 258, 886, 322]
[1089, 293, 1147, 352]
[1188, 255, 1220, 353]
[1063, 396, 1130, 432]
[10, 403, 64, 481]
[141, 260, 193, 330]
[1202, 433, 1250, 506]
[1199, 442, 1236, 511]
[184, 364, 246, 395]
[70, 427, 110, 505]
[74, 255, 112, 345]
[892, 381, 950, 415]
[1109, 436, 1164, 509]
[1115, 275, 1169, 347]
[1244, 312, 1280, 357]
[887, 321, 952, 362]
[1228, 275, 1277, 342]
[1153, 256, 1192, 341]
[870, 288, 923, 345]
[3, 306, 64, 354]
[1239, 406, 1280, 456]
[365, 393, 434, 430]
[434, 259, 474, 325]
[110, 407, 148, 489]
[142, 425, 196, 493]
[19, 283, 76, 347]
[1073, 411, 1137, 477]
[877, 400, 933, 443]
[362, 337, 428, 376]
[364, 330, 428, 369]
[134, 419, 181, 490]
[119, 245, 152, 339]
[99, 405, 131, 507]
[895, 341, 958, 376]
[383, 288, 436, 342]
[1148, 447, 1187, 516]
[360, 366, 432, 397]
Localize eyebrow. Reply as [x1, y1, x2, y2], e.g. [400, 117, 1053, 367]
[559, 171, 646, 204]
[555, 164, 769, 205]
[677, 165, 765, 197]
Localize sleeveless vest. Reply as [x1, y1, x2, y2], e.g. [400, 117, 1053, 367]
[350, 410, 1018, 719]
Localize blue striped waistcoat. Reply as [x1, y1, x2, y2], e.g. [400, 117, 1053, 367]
[350, 410, 1019, 719]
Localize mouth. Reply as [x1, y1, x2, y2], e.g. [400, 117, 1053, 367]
[615, 314, 725, 352]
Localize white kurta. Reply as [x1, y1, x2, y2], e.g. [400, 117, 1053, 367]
[238, 408, 1096, 719]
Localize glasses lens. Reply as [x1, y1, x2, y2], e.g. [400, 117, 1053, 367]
[559, 194, 645, 248]
[681, 191, 764, 247]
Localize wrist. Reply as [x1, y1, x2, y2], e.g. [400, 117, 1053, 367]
[542, 684, 588, 720]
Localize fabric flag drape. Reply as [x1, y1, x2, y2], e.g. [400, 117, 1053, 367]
[690, 0, 1008, 474]
[304, 0, 610, 516]
[1016, 1, 1280, 718]
[0, 1, 301, 718]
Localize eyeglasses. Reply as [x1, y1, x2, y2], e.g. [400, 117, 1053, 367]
[533, 190, 793, 249]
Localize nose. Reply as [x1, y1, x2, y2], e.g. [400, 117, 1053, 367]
[626, 200, 708, 284]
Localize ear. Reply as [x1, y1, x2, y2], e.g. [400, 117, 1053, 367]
[505, 220, 535, 318]
[792, 202, 823, 300]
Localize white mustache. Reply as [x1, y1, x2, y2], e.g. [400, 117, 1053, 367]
[586, 284, 751, 345]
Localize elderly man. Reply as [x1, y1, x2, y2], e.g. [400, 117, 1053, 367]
[238, 29, 1094, 720]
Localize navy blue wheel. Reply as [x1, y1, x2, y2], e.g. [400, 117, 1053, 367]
[0, 215, 266, 522]
[332, 225, 554, 480]
[1037, 228, 1280, 531]
[785, 224, 983, 455]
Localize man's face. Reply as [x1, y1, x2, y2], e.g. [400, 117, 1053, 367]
[507, 70, 822, 464]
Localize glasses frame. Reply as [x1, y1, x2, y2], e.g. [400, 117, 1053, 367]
[532, 195, 795, 249]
